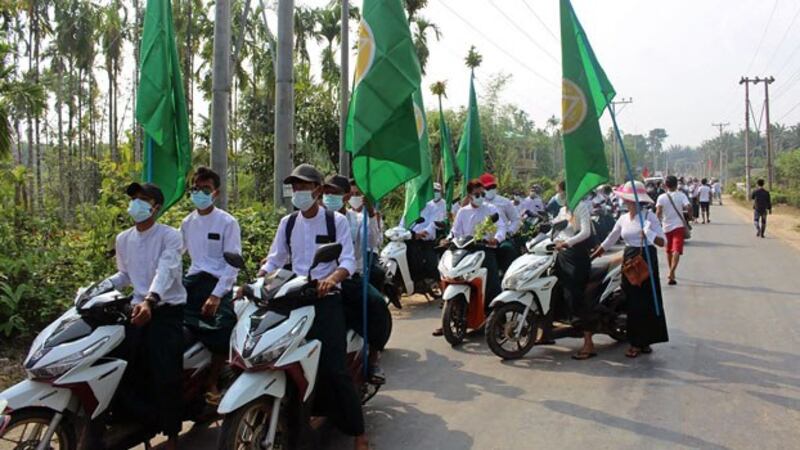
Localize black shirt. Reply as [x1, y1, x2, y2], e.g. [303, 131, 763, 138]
[751, 188, 772, 212]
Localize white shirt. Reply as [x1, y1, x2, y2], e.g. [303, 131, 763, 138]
[698, 185, 712, 202]
[601, 210, 666, 250]
[451, 203, 507, 242]
[713, 182, 721, 194]
[556, 200, 593, 248]
[487, 194, 521, 234]
[261, 208, 356, 280]
[347, 209, 383, 273]
[451, 201, 461, 217]
[181, 208, 242, 298]
[518, 195, 545, 216]
[400, 198, 447, 241]
[656, 191, 690, 233]
[109, 223, 187, 306]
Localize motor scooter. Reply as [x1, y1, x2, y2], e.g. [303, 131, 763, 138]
[216, 244, 382, 449]
[486, 223, 627, 360]
[0, 279, 238, 450]
[380, 219, 442, 308]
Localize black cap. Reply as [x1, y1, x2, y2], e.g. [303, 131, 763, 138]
[126, 182, 165, 206]
[324, 175, 351, 194]
[284, 164, 323, 185]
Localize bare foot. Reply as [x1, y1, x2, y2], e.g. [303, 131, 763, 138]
[355, 434, 370, 450]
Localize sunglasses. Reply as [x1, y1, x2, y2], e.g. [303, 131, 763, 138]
[189, 186, 214, 195]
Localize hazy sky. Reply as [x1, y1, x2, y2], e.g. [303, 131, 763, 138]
[299, 0, 800, 147]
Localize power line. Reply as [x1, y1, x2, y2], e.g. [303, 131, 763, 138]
[487, 0, 560, 65]
[763, 2, 800, 71]
[437, 0, 559, 88]
[520, 0, 559, 43]
[745, 0, 779, 74]
[776, 97, 800, 122]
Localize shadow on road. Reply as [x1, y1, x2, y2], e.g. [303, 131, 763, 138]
[676, 278, 800, 297]
[540, 400, 732, 450]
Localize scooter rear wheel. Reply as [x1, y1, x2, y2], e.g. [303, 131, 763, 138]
[442, 296, 468, 346]
[218, 397, 289, 450]
[0, 409, 76, 450]
[486, 303, 539, 360]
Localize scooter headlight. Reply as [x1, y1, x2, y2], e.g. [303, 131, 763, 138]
[27, 337, 109, 380]
[502, 258, 548, 290]
[246, 317, 307, 368]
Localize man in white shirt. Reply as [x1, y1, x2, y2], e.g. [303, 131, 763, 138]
[480, 173, 520, 271]
[256, 164, 368, 449]
[322, 174, 391, 384]
[401, 182, 447, 281]
[108, 182, 186, 449]
[518, 185, 546, 217]
[712, 179, 722, 205]
[180, 166, 241, 404]
[656, 175, 692, 285]
[698, 178, 712, 223]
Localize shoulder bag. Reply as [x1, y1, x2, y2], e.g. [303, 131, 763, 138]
[665, 192, 692, 240]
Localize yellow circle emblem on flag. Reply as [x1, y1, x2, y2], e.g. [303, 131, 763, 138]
[354, 19, 376, 87]
[562, 78, 588, 134]
[414, 102, 425, 139]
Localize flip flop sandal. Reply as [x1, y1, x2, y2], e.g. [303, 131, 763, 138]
[369, 366, 386, 385]
[432, 328, 444, 336]
[641, 346, 653, 354]
[625, 348, 641, 358]
[571, 352, 597, 360]
[204, 391, 222, 406]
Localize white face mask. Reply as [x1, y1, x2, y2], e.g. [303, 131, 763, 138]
[433, 191, 442, 201]
[349, 195, 364, 209]
[485, 189, 497, 201]
[472, 196, 484, 207]
[291, 190, 316, 211]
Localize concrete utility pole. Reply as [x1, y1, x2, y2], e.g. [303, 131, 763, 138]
[740, 77, 754, 199]
[274, 0, 295, 208]
[339, 0, 351, 176]
[711, 122, 729, 185]
[754, 76, 775, 189]
[211, 0, 231, 208]
[609, 97, 633, 184]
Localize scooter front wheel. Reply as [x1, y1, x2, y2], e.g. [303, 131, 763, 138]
[218, 397, 289, 450]
[0, 409, 76, 450]
[442, 296, 468, 346]
[486, 303, 539, 360]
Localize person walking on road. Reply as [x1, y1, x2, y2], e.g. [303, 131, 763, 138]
[713, 179, 722, 205]
[592, 181, 668, 358]
[656, 175, 692, 285]
[698, 178, 712, 223]
[751, 179, 772, 238]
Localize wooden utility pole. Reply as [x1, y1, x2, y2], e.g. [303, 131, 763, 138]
[754, 76, 775, 189]
[609, 97, 632, 184]
[740, 77, 754, 199]
[211, 0, 232, 208]
[711, 122, 729, 184]
[274, 0, 295, 208]
[339, 0, 351, 176]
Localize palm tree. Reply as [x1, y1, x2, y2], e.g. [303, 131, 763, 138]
[403, 0, 428, 21]
[412, 16, 440, 74]
[294, 7, 320, 65]
[317, 7, 340, 92]
[102, 2, 124, 162]
[465, 45, 482, 69]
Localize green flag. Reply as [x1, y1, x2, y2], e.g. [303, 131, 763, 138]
[345, 0, 422, 204]
[401, 90, 433, 226]
[456, 73, 484, 193]
[560, 0, 615, 210]
[439, 96, 457, 213]
[136, 0, 191, 213]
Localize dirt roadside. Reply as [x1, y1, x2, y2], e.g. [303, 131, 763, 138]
[726, 195, 800, 253]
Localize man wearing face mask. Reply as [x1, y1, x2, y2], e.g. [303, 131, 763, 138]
[480, 173, 520, 272]
[179, 166, 241, 405]
[547, 181, 567, 217]
[256, 164, 368, 450]
[106, 182, 186, 450]
[322, 175, 391, 384]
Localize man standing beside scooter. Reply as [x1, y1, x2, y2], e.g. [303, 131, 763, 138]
[257, 164, 368, 450]
[107, 182, 186, 450]
[402, 182, 447, 283]
[481, 173, 520, 272]
[180, 166, 241, 406]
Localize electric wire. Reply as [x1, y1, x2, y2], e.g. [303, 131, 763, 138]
[745, 0, 779, 74]
[520, 0, 559, 43]
[487, 0, 560, 65]
[763, 1, 800, 71]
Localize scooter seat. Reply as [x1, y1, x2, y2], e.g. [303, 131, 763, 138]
[589, 261, 610, 282]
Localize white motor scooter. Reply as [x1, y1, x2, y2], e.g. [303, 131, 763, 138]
[0, 279, 232, 450]
[485, 223, 627, 360]
[380, 222, 442, 308]
[216, 244, 380, 449]
[438, 235, 490, 346]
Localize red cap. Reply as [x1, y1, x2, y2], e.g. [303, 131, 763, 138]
[479, 173, 497, 187]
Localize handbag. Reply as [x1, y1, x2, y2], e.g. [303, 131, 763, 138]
[623, 246, 651, 287]
[666, 192, 692, 240]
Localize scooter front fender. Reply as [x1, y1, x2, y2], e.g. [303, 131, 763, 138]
[442, 284, 471, 302]
[217, 370, 286, 415]
[489, 290, 534, 310]
[0, 380, 72, 415]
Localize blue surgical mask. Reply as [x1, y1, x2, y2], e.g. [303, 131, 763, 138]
[472, 197, 484, 207]
[128, 199, 153, 223]
[191, 190, 214, 210]
[434, 191, 442, 201]
[485, 189, 497, 201]
[292, 190, 316, 211]
[323, 194, 344, 211]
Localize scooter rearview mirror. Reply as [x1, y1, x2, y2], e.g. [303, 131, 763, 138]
[311, 243, 342, 269]
[490, 213, 500, 223]
[224, 252, 246, 269]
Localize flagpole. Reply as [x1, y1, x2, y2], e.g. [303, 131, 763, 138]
[145, 136, 153, 182]
[463, 71, 473, 196]
[361, 159, 371, 379]
[609, 108, 661, 316]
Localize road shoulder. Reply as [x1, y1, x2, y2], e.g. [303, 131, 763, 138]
[725, 195, 800, 253]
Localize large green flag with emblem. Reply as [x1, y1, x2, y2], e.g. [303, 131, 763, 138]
[401, 90, 433, 226]
[456, 73, 484, 193]
[560, 0, 615, 211]
[136, 0, 191, 213]
[439, 97, 457, 213]
[345, 0, 422, 204]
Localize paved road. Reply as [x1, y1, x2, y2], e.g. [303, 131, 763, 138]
[153, 204, 800, 449]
